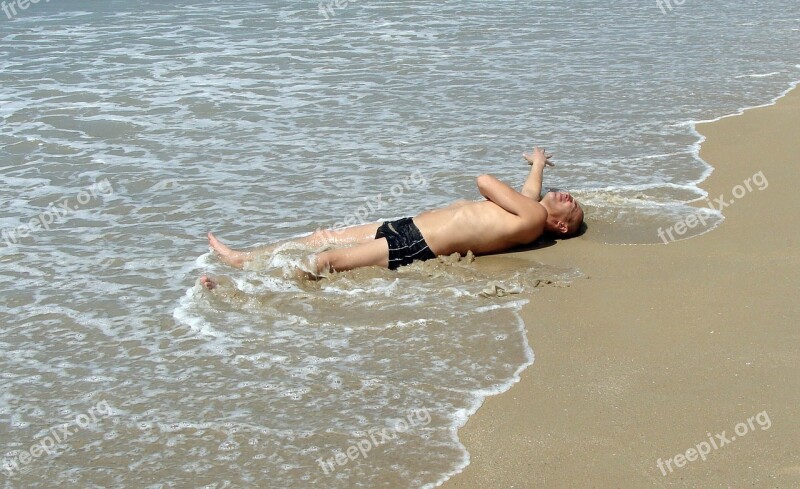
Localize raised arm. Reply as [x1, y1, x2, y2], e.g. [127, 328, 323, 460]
[521, 146, 553, 200]
[476, 174, 543, 219]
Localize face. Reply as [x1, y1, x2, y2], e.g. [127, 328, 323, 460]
[542, 191, 583, 233]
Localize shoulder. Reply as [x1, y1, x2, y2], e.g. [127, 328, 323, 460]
[525, 201, 548, 222]
[517, 201, 547, 234]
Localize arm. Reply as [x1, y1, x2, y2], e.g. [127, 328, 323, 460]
[521, 146, 553, 200]
[476, 174, 542, 218]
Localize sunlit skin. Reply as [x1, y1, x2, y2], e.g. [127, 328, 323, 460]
[200, 146, 583, 288]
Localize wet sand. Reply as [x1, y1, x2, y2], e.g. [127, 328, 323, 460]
[446, 86, 800, 487]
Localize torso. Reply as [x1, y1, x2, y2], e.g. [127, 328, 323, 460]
[413, 199, 545, 256]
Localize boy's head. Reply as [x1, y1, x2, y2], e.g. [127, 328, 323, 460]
[540, 190, 584, 237]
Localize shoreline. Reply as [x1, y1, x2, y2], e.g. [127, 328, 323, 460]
[443, 84, 800, 487]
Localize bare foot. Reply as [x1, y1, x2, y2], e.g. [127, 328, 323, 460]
[199, 275, 217, 290]
[207, 232, 248, 268]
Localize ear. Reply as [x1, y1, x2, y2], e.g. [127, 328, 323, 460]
[556, 221, 568, 234]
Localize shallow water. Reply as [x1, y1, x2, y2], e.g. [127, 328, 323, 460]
[1, 0, 798, 487]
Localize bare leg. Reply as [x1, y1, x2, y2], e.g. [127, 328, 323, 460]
[312, 237, 390, 275]
[203, 237, 389, 284]
[207, 233, 250, 268]
[207, 222, 382, 269]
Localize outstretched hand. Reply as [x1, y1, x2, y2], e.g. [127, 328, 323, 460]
[523, 146, 554, 167]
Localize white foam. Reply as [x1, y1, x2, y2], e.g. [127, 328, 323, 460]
[734, 72, 781, 79]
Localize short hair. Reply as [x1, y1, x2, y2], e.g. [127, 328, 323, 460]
[565, 206, 585, 238]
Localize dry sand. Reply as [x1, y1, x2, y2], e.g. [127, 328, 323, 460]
[445, 86, 800, 488]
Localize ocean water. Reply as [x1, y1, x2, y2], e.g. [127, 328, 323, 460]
[1, 0, 798, 487]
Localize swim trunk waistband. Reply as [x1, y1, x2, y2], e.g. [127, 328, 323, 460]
[374, 217, 436, 270]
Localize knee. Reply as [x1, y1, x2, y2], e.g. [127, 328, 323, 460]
[311, 228, 340, 246]
[314, 251, 333, 274]
[316, 249, 352, 274]
[309, 229, 326, 246]
[295, 253, 330, 280]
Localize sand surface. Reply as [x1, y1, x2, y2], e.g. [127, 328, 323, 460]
[445, 86, 800, 488]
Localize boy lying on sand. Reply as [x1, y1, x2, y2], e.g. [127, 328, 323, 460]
[201, 146, 583, 288]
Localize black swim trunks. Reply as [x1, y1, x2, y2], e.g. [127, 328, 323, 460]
[374, 217, 437, 270]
